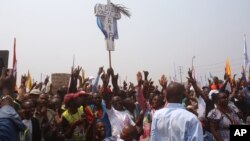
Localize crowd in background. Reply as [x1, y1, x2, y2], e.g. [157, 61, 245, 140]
[0, 66, 250, 141]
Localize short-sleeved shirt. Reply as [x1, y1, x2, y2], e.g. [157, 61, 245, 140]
[106, 107, 135, 137]
[207, 107, 241, 141]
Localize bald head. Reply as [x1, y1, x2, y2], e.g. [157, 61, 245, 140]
[166, 82, 185, 103]
[120, 125, 137, 141]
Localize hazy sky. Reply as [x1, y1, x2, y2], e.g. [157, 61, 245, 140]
[1, 0, 250, 86]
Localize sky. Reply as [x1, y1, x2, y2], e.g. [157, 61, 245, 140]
[0, 0, 250, 86]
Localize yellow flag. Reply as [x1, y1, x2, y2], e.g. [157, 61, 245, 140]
[25, 70, 32, 91]
[225, 58, 231, 77]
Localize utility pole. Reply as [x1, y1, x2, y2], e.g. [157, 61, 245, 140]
[173, 62, 177, 81]
[178, 66, 183, 83]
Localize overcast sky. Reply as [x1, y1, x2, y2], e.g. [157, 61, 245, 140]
[1, 0, 250, 86]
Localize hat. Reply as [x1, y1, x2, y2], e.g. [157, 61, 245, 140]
[76, 91, 90, 97]
[63, 93, 82, 105]
[30, 89, 42, 95]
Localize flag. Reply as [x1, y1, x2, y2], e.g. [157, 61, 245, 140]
[96, 16, 119, 41]
[225, 58, 231, 78]
[225, 58, 233, 88]
[225, 58, 234, 92]
[244, 34, 249, 70]
[25, 70, 32, 91]
[13, 38, 17, 90]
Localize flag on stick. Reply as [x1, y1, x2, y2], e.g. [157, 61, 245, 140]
[244, 34, 249, 70]
[13, 38, 17, 90]
[225, 58, 231, 78]
[25, 70, 32, 91]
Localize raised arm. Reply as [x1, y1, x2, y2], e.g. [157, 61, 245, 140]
[92, 66, 104, 93]
[68, 66, 82, 93]
[159, 74, 167, 101]
[101, 69, 112, 109]
[135, 71, 146, 111]
[186, 69, 206, 100]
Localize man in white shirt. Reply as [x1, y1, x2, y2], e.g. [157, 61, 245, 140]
[105, 96, 135, 136]
[151, 82, 203, 141]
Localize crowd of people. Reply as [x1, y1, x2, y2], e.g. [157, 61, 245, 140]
[0, 66, 250, 141]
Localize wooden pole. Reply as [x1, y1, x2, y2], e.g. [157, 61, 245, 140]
[109, 50, 112, 68]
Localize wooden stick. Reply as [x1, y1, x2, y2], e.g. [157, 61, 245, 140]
[109, 50, 112, 68]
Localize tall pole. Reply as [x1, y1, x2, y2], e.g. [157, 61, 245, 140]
[178, 66, 183, 83]
[108, 0, 112, 68]
[173, 62, 177, 81]
[109, 51, 112, 68]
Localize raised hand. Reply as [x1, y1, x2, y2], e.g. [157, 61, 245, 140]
[101, 72, 109, 87]
[159, 74, 167, 88]
[123, 81, 127, 90]
[107, 67, 114, 77]
[75, 66, 82, 77]
[44, 75, 50, 84]
[0, 68, 15, 91]
[98, 66, 104, 76]
[137, 71, 143, 86]
[21, 74, 27, 84]
[35, 82, 43, 90]
[187, 68, 196, 84]
[143, 71, 149, 81]
[128, 82, 135, 91]
[81, 69, 85, 80]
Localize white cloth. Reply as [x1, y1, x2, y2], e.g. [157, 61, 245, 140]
[106, 107, 135, 136]
[197, 96, 206, 118]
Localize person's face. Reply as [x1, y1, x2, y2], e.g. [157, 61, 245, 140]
[50, 98, 62, 110]
[95, 122, 106, 139]
[237, 91, 245, 101]
[213, 77, 219, 84]
[123, 98, 135, 111]
[92, 93, 102, 106]
[22, 101, 35, 119]
[112, 96, 123, 111]
[217, 93, 228, 107]
[152, 95, 160, 109]
[38, 94, 48, 106]
[29, 94, 39, 102]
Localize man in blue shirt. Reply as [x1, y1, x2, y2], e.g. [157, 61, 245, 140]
[0, 95, 26, 141]
[150, 82, 203, 141]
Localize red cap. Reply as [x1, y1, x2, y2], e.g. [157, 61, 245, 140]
[63, 93, 78, 104]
